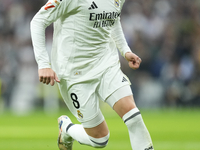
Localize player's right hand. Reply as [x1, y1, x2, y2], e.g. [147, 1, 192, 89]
[38, 68, 60, 86]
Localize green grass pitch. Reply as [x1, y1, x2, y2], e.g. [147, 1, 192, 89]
[0, 106, 200, 150]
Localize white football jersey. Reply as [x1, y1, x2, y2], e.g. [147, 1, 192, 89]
[31, 0, 131, 83]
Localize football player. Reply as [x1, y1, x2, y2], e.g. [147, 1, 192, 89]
[30, 0, 154, 149]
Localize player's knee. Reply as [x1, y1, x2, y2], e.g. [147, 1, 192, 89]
[89, 133, 110, 148]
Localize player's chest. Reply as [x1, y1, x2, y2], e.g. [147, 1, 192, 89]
[74, 0, 123, 28]
[86, 0, 122, 12]
[78, 0, 123, 16]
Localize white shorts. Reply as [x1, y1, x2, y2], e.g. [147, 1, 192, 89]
[58, 64, 133, 128]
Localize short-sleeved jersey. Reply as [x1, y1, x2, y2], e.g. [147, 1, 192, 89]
[31, 0, 131, 84]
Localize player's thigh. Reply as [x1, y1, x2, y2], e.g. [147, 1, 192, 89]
[98, 63, 131, 105]
[113, 94, 136, 118]
[98, 64, 136, 118]
[106, 84, 136, 118]
[58, 79, 109, 137]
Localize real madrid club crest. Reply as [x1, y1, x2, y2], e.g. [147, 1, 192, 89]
[114, 0, 119, 7]
[77, 110, 83, 119]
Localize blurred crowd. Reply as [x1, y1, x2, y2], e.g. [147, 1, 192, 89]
[0, 0, 200, 114]
[120, 0, 200, 107]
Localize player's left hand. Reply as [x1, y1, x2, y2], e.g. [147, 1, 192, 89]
[125, 52, 142, 70]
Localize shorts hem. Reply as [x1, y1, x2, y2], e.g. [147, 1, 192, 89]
[105, 85, 133, 108]
[78, 110, 105, 128]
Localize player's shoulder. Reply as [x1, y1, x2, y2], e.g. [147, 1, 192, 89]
[42, 0, 74, 13]
[44, 0, 65, 8]
[43, 0, 78, 10]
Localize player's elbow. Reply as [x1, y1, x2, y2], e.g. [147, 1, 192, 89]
[30, 16, 47, 32]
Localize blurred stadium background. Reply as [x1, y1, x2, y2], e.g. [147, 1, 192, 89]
[0, 0, 200, 150]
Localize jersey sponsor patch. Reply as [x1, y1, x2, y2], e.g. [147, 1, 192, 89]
[89, 11, 121, 28]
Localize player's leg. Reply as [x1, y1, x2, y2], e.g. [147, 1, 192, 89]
[106, 85, 154, 150]
[58, 113, 110, 149]
[84, 119, 109, 138]
[57, 80, 110, 149]
[68, 119, 109, 147]
[99, 64, 153, 150]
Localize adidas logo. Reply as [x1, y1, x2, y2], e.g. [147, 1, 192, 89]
[122, 77, 128, 82]
[144, 146, 153, 150]
[88, 1, 98, 10]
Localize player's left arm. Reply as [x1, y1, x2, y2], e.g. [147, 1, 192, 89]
[111, 18, 142, 70]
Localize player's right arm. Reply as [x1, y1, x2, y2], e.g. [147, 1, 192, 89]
[38, 68, 60, 86]
[30, 0, 73, 85]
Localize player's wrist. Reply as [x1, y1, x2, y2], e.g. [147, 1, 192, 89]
[123, 48, 132, 58]
[125, 52, 132, 60]
[38, 63, 51, 70]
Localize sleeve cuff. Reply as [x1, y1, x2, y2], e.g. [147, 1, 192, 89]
[38, 62, 51, 69]
[121, 47, 132, 58]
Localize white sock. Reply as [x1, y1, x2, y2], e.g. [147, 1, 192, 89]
[66, 124, 109, 148]
[123, 108, 154, 150]
[67, 124, 91, 146]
